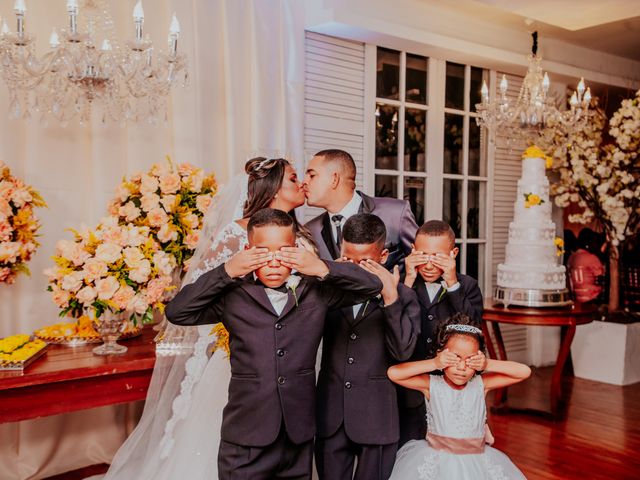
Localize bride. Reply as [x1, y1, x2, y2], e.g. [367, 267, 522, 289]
[101, 157, 313, 479]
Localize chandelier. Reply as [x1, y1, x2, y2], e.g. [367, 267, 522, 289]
[0, 0, 187, 126]
[475, 32, 591, 142]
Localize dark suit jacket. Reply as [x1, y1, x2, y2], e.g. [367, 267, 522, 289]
[305, 191, 418, 271]
[399, 273, 484, 408]
[165, 261, 382, 447]
[316, 284, 421, 445]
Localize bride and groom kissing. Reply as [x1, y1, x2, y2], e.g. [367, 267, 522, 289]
[101, 149, 492, 480]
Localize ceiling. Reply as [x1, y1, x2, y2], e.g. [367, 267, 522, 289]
[428, 0, 640, 61]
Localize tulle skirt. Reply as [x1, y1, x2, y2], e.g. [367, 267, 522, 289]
[389, 439, 526, 480]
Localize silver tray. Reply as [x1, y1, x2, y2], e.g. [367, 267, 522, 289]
[494, 287, 573, 308]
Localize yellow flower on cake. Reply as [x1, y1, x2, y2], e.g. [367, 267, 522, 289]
[523, 192, 544, 208]
[522, 145, 554, 169]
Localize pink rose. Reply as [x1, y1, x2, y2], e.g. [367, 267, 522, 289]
[0, 242, 21, 263]
[0, 219, 13, 242]
[181, 212, 199, 229]
[196, 195, 213, 214]
[145, 276, 171, 304]
[82, 258, 108, 282]
[0, 198, 11, 218]
[140, 175, 159, 196]
[44, 267, 62, 282]
[76, 285, 97, 305]
[178, 163, 197, 177]
[11, 187, 32, 208]
[186, 171, 204, 193]
[126, 226, 149, 247]
[115, 183, 130, 202]
[95, 243, 123, 264]
[157, 223, 178, 243]
[95, 276, 120, 300]
[0, 180, 15, 200]
[112, 285, 135, 310]
[159, 173, 181, 195]
[185, 230, 200, 249]
[119, 201, 141, 222]
[147, 207, 169, 228]
[160, 195, 177, 213]
[67, 243, 91, 267]
[51, 284, 71, 308]
[127, 293, 149, 315]
[140, 193, 160, 213]
[107, 200, 120, 216]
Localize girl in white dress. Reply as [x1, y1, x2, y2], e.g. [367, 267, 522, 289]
[387, 313, 530, 480]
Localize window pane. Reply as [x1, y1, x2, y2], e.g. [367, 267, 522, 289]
[467, 181, 486, 239]
[445, 62, 465, 110]
[468, 120, 486, 176]
[470, 66, 484, 110]
[375, 175, 398, 199]
[375, 103, 399, 170]
[466, 243, 485, 289]
[404, 177, 425, 225]
[404, 108, 426, 172]
[443, 178, 463, 238]
[376, 48, 400, 100]
[406, 53, 427, 104]
[444, 113, 463, 174]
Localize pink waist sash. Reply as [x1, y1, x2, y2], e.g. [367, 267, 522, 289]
[427, 424, 498, 455]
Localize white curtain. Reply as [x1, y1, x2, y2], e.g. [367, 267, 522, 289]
[0, 0, 305, 477]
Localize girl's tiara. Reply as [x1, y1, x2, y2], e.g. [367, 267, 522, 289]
[446, 324, 482, 335]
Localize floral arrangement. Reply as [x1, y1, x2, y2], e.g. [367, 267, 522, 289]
[538, 89, 640, 312]
[107, 156, 217, 269]
[554, 237, 565, 257]
[523, 193, 544, 208]
[522, 145, 553, 169]
[45, 217, 178, 323]
[0, 161, 46, 284]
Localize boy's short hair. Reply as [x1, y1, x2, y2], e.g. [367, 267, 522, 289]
[247, 208, 295, 236]
[342, 213, 387, 249]
[416, 220, 456, 246]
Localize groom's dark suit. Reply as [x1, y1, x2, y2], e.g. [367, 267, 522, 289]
[165, 260, 382, 479]
[305, 191, 418, 271]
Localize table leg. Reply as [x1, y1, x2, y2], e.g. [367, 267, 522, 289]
[491, 322, 508, 408]
[482, 321, 497, 360]
[550, 323, 575, 417]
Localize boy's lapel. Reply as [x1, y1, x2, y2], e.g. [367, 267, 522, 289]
[238, 280, 278, 316]
[351, 296, 380, 327]
[278, 277, 310, 319]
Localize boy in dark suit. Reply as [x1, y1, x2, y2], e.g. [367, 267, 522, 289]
[315, 213, 421, 480]
[165, 208, 382, 480]
[398, 219, 484, 445]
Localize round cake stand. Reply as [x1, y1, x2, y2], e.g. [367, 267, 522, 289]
[494, 287, 572, 308]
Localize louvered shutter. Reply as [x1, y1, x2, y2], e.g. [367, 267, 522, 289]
[303, 32, 366, 221]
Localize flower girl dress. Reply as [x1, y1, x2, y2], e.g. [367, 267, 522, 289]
[389, 375, 526, 479]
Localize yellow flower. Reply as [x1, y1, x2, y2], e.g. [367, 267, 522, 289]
[554, 237, 565, 257]
[522, 145, 553, 169]
[523, 192, 544, 208]
[210, 324, 230, 358]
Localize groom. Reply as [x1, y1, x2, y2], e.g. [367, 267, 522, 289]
[303, 149, 418, 272]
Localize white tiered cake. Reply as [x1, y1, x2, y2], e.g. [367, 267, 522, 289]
[495, 146, 570, 306]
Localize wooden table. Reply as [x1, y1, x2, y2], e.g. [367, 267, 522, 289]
[0, 328, 156, 423]
[482, 303, 597, 419]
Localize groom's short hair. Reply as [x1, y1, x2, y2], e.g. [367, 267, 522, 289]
[343, 213, 387, 249]
[247, 208, 295, 236]
[315, 149, 356, 183]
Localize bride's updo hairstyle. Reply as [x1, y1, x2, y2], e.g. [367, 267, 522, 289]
[435, 313, 486, 354]
[243, 157, 289, 218]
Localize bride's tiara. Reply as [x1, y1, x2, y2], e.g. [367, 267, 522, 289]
[253, 158, 277, 171]
[446, 324, 482, 335]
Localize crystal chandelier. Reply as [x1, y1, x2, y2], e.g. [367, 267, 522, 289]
[0, 0, 188, 126]
[475, 32, 591, 142]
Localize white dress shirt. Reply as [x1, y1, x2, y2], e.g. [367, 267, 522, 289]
[328, 191, 362, 245]
[253, 274, 290, 315]
[424, 280, 461, 302]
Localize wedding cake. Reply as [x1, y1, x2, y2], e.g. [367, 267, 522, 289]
[495, 146, 570, 306]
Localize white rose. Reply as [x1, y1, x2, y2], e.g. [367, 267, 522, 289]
[127, 293, 149, 315]
[95, 243, 123, 264]
[83, 258, 108, 282]
[61, 271, 85, 293]
[127, 226, 148, 247]
[76, 286, 97, 305]
[147, 207, 169, 228]
[129, 259, 151, 284]
[153, 251, 175, 276]
[140, 175, 159, 195]
[11, 187, 32, 208]
[181, 212, 199, 229]
[95, 276, 120, 300]
[119, 201, 141, 222]
[196, 195, 213, 214]
[159, 173, 181, 195]
[123, 247, 145, 269]
[161, 195, 177, 213]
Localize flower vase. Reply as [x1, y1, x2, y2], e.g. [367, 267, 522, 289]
[153, 266, 183, 337]
[92, 310, 128, 355]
